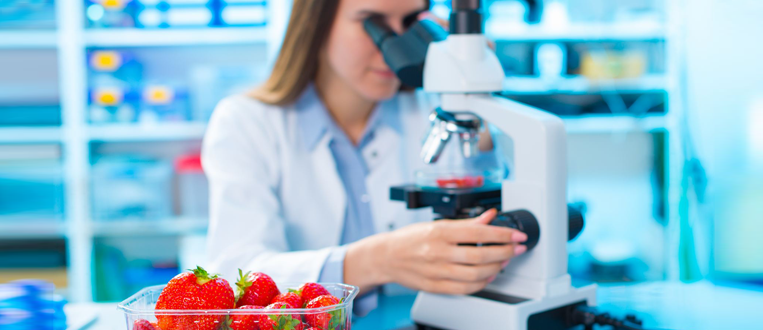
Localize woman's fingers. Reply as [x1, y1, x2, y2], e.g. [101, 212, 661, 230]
[438, 262, 505, 282]
[381, 211, 531, 295]
[437, 221, 527, 244]
[438, 209, 527, 244]
[470, 208, 498, 225]
[446, 244, 525, 264]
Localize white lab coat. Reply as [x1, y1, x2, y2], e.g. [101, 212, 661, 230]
[202, 88, 435, 283]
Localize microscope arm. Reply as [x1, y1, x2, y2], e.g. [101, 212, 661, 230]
[440, 93, 572, 299]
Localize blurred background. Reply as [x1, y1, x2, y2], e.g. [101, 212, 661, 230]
[0, 0, 761, 312]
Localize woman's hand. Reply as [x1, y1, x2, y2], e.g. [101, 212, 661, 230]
[345, 209, 528, 295]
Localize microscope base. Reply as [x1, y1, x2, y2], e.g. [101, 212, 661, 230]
[411, 284, 597, 330]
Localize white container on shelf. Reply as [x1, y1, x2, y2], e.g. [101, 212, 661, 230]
[175, 153, 208, 219]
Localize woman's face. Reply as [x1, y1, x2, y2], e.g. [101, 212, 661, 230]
[321, 0, 427, 101]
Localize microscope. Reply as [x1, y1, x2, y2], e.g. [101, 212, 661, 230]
[364, 1, 647, 329]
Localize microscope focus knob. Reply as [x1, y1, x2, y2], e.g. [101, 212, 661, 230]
[490, 210, 540, 251]
[568, 204, 585, 241]
[490, 205, 585, 251]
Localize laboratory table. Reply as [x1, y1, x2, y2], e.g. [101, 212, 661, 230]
[65, 281, 762, 330]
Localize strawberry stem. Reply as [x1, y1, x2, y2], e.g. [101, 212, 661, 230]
[235, 269, 253, 298]
[190, 266, 218, 286]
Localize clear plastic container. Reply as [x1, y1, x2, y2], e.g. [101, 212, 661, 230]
[118, 283, 359, 330]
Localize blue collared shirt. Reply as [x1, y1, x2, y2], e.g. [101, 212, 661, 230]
[295, 85, 505, 316]
[295, 85, 401, 315]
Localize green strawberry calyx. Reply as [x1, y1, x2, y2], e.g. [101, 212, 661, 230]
[267, 305, 302, 330]
[224, 316, 234, 329]
[235, 269, 253, 298]
[190, 266, 219, 286]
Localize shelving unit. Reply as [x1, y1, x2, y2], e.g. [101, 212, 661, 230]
[1, 0, 680, 301]
[84, 27, 268, 47]
[0, 220, 67, 239]
[486, 22, 666, 41]
[503, 75, 667, 95]
[91, 217, 208, 237]
[88, 122, 207, 142]
[0, 127, 62, 143]
[0, 0, 281, 302]
[0, 30, 58, 49]
[83, 116, 668, 142]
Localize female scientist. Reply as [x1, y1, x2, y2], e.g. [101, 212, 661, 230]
[201, 0, 528, 312]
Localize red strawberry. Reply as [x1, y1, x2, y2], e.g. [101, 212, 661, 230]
[271, 292, 302, 308]
[305, 295, 341, 329]
[236, 269, 281, 308]
[133, 319, 161, 330]
[155, 266, 235, 330]
[294, 283, 330, 307]
[229, 305, 263, 330]
[257, 302, 304, 330]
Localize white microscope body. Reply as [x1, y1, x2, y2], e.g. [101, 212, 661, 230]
[409, 24, 598, 330]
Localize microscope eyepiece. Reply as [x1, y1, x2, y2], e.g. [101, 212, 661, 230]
[363, 15, 396, 49]
[450, 0, 483, 34]
[362, 15, 447, 88]
[452, 0, 480, 11]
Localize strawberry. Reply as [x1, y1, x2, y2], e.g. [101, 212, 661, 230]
[271, 292, 302, 309]
[257, 302, 305, 330]
[305, 295, 342, 329]
[155, 266, 235, 330]
[236, 269, 281, 308]
[229, 305, 263, 330]
[133, 319, 161, 330]
[294, 283, 330, 307]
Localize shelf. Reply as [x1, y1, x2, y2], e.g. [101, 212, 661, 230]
[562, 115, 666, 134]
[84, 27, 268, 47]
[0, 220, 67, 239]
[88, 122, 207, 142]
[502, 75, 667, 95]
[91, 217, 208, 237]
[0, 31, 58, 49]
[487, 22, 665, 41]
[0, 127, 62, 144]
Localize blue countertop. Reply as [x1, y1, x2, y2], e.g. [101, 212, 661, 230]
[352, 281, 763, 330]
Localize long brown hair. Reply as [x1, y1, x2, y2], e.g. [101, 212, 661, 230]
[250, 0, 430, 106]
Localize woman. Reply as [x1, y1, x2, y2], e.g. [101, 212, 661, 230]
[202, 0, 528, 313]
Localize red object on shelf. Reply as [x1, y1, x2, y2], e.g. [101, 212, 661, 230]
[436, 175, 484, 188]
[175, 154, 203, 174]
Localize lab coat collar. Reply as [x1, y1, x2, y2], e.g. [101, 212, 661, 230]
[295, 83, 403, 151]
